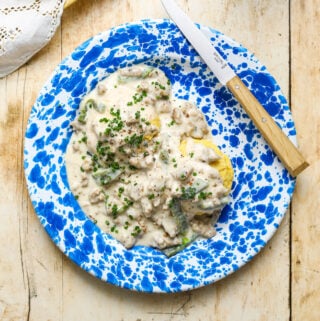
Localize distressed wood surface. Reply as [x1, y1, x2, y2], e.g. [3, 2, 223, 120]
[291, 1, 320, 321]
[0, 0, 317, 320]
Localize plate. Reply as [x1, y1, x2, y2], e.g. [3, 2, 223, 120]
[24, 19, 296, 293]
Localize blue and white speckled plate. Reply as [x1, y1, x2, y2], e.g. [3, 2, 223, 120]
[24, 19, 296, 293]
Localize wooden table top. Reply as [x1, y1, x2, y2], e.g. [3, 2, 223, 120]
[0, 1, 319, 320]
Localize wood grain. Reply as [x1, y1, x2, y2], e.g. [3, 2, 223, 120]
[291, 1, 320, 320]
[1, 0, 317, 320]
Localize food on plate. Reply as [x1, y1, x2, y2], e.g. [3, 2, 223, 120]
[65, 64, 233, 256]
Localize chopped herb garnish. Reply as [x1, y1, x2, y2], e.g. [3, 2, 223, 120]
[118, 187, 124, 197]
[110, 108, 120, 118]
[152, 81, 166, 90]
[79, 134, 87, 144]
[111, 204, 118, 218]
[109, 161, 120, 171]
[125, 133, 144, 147]
[180, 174, 186, 180]
[124, 221, 130, 229]
[131, 225, 142, 237]
[124, 197, 134, 208]
[180, 186, 197, 200]
[100, 109, 124, 137]
[110, 225, 118, 233]
[126, 90, 147, 106]
[135, 111, 141, 119]
[118, 146, 126, 154]
[198, 191, 212, 200]
[167, 120, 176, 127]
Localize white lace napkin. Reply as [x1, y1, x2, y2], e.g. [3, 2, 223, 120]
[0, 0, 66, 78]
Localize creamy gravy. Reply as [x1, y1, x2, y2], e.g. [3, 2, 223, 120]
[66, 64, 231, 256]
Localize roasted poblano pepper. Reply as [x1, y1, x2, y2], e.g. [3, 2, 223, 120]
[162, 233, 198, 257]
[92, 168, 122, 186]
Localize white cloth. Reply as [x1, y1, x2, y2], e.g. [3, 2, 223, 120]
[0, 0, 65, 78]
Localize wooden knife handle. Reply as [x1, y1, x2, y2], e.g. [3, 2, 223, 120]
[226, 75, 308, 177]
[64, 0, 77, 8]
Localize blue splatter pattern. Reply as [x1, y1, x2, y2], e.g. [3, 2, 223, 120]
[24, 19, 296, 293]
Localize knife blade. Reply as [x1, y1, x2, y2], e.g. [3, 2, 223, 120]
[161, 0, 308, 177]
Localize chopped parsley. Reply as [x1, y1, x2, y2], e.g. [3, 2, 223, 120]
[198, 191, 212, 200]
[152, 81, 166, 90]
[131, 225, 142, 237]
[125, 133, 144, 147]
[180, 186, 197, 200]
[110, 225, 118, 233]
[118, 187, 124, 197]
[167, 120, 176, 127]
[111, 204, 119, 218]
[79, 134, 87, 144]
[180, 173, 187, 180]
[123, 197, 134, 209]
[124, 221, 130, 230]
[127, 90, 147, 106]
[135, 110, 141, 119]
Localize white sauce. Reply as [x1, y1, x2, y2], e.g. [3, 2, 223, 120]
[65, 64, 230, 255]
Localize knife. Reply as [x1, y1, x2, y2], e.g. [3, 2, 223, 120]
[161, 0, 308, 177]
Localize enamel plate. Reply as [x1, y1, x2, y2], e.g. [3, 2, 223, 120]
[24, 19, 296, 293]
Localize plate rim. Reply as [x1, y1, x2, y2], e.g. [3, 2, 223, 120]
[23, 18, 296, 293]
